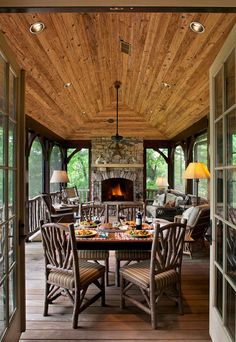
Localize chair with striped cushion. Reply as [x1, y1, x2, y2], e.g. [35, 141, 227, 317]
[120, 221, 186, 329]
[78, 203, 110, 286]
[40, 222, 105, 329]
[115, 202, 150, 286]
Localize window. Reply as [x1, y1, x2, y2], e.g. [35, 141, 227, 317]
[50, 145, 62, 193]
[193, 134, 208, 198]
[67, 148, 89, 202]
[174, 145, 185, 192]
[146, 148, 168, 189]
[28, 137, 43, 199]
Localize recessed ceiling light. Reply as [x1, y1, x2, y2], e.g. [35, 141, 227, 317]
[29, 22, 45, 34]
[189, 21, 205, 34]
[64, 82, 72, 88]
[161, 82, 171, 89]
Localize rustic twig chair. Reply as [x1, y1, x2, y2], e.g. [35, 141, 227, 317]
[62, 186, 80, 204]
[41, 193, 74, 223]
[115, 202, 150, 286]
[120, 221, 186, 329]
[78, 203, 110, 286]
[40, 222, 105, 329]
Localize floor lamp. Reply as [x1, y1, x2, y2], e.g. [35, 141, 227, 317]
[183, 162, 210, 205]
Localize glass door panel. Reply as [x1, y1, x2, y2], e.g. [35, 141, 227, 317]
[215, 170, 224, 217]
[226, 283, 236, 341]
[0, 32, 24, 341]
[214, 67, 223, 119]
[215, 219, 223, 267]
[226, 109, 236, 165]
[0, 54, 6, 113]
[215, 119, 223, 166]
[210, 25, 236, 342]
[225, 49, 235, 111]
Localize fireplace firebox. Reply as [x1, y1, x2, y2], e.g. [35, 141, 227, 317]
[102, 178, 134, 202]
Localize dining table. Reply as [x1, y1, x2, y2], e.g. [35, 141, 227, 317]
[73, 218, 170, 251]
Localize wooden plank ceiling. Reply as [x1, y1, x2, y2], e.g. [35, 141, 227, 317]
[0, 12, 235, 140]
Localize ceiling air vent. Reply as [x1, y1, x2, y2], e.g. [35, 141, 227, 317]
[120, 39, 131, 55]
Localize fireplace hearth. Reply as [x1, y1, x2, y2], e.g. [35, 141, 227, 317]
[102, 178, 133, 202]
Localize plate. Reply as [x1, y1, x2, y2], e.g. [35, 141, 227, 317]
[126, 230, 152, 238]
[75, 229, 97, 238]
[79, 221, 98, 228]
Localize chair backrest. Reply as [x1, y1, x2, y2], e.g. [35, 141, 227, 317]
[40, 222, 80, 287]
[79, 203, 108, 223]
[62, 187, 80, 203]
[228, 206, 236, 225]
[150, 222, 186, 280]
[41, 194, 57, 220]
[187, 205, 210, 241]
[117, 202, 145, 221]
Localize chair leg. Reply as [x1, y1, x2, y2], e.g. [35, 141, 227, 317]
[101, 274, 105, 307]
[105, 257, 109, 287]
[115, 258, 120, 287]
[176, 282, 184, 315]
[150, 291, 157, 329]
[72, 290, 80, 329]
[120, 275, 125, 309]
[43, 282, 50, 316]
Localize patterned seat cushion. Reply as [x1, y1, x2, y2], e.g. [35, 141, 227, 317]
[120, 260, 178, 290]
[48, 260, 105, 289]
[78, 250, 109, 260]
[115, 250, 150, 261]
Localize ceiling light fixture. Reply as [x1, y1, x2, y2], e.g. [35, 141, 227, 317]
[29, 22, 45, 34]
[189, 21, 205, 34]
[161, 82, 171, 89]
[64, 82, 72, 88]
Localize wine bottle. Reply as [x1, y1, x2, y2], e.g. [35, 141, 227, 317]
[135, 211, 142, 230]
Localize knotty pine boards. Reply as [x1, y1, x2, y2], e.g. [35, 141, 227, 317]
[0, 12, 235, 140]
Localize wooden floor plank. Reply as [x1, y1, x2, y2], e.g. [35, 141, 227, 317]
[21, 242, 211, 341]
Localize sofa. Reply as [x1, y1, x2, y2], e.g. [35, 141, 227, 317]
[146, 189, 208, 222]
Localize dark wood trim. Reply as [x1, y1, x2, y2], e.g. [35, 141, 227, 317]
[26, 115, 64, 144]
[143, 140, 173, 149]
[64, 140, 92, 149]
[172, 116, 208, 142]
[1, 6, 236, 13]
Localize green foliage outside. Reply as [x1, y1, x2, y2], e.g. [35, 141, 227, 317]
[50, 145, 62, 193]
[28, 138, 43, 199]
[146, 148, 168, 189]
[67, 148, 89, 190]
[193, 136, 208, 198]
[174, 145, 185, 192]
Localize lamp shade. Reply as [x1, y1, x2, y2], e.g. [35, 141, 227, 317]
[156, 177, 169, 187]
[183, 162, 210, 179]
[50, 170, 69, 183]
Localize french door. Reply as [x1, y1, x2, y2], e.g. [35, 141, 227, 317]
[0, 32, 25, 341]
[210, 24, 236, 342]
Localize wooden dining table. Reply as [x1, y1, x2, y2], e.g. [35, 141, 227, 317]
[74, 219, 170, 251]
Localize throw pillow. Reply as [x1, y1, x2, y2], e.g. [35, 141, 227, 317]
[175, 195, 184, 206]
[182, 206, 195, 221]
[157, 193, 166, 206]
[166, 193, 177, 204]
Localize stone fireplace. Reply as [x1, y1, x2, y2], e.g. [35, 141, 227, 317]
[91, 138, 144, 202]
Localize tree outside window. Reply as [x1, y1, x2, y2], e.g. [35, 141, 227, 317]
[193, 134, 208, 198]
[28, 138, 43, 199]
[50, 145, 62, 193]
[146, 148, 168, 189]
[67, 148, 89, 191]
[174, 145, 185, 192]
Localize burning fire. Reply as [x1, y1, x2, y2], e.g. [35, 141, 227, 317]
[112, 183, 123, 196]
